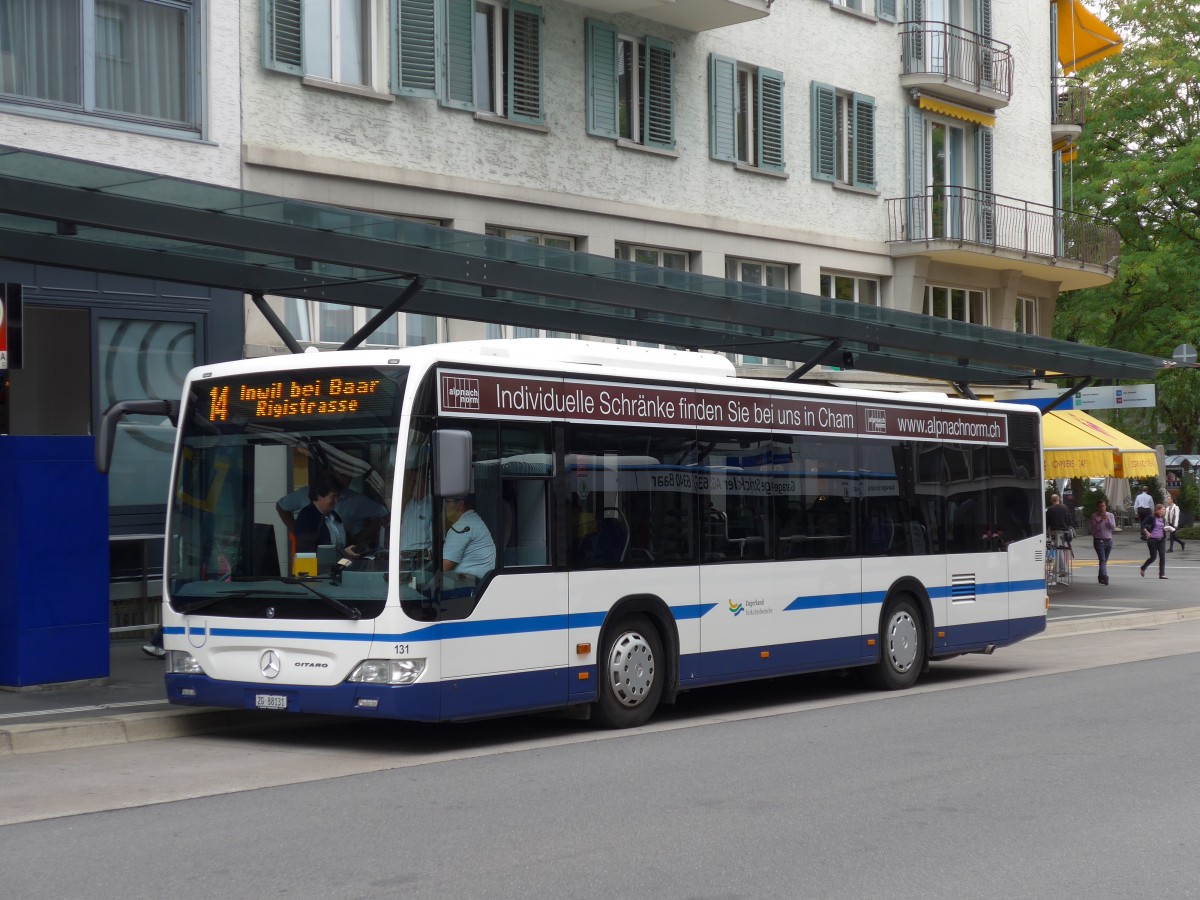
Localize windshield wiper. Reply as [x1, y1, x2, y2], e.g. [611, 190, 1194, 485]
[174, 590, 283, 615]
[174, 585, 361, 619]
[288, 579, 362, 620]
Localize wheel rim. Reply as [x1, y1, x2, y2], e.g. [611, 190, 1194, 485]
[886, 610, 919, 673]
[607, 630, 656, 708]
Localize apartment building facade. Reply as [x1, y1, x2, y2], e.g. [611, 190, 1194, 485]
[242, 0, 1117, 369]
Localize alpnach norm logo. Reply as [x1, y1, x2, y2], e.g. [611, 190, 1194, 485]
[443, 376, 481, 410]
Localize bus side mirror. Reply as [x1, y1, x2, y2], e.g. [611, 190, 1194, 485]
[433, 429, 472, 499]
[96, 399, 179, 474]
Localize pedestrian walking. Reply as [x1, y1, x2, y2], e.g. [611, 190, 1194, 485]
[1133, 485, 1154, 534]
[1165, 494, 1185, 552]
[1140, 503, 1168, 579]
[1089, 499, 1116, 586]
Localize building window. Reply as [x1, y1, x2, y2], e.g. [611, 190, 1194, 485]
[617, 244, 689, 272]
[389, 0, 543, 124]
[285, 299, 440, 347]
[923, 285, 987, 325]
[1015, 297, 1038, 335]
[615, 244, 689, 347]
[303, 0, 371, 85]
[485, 226, 575, 252]
[811, 82, 876, 189]
[709, 55, 784, 172]
[821, 272, 879, 306]
[586, 19, 674, 150]
[0, 0, 201, 131]
[728, 258, 788, 364]
[484, 228, 577, 340]
[263, 0, 373, 87]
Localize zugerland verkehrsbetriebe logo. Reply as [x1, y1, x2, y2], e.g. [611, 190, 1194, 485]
[442, 376, 481, 410]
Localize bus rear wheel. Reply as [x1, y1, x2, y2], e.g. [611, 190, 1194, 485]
[865, 597, 923, 691]
[593, 614, 664, 728]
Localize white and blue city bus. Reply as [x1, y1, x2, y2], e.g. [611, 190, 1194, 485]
[155, 339, 1046, 728]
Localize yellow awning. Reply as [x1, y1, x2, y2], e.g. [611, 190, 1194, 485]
[1055, 0, 1123, 75]
[1042, 409, 1157, 479]
[917, 96, 996, 128]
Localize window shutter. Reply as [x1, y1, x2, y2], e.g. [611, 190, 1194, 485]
[976, 0, 992, 38]
[975, 125, 995, 243]
[508, 2, 544, 124]
[709, 54, 738, 162]
[263, 0, 303, 75]
[852, 93, 876, 188]
[810, 81, 836, 181]
[442, 0, 475, 110]
[758, 67, 785, 172]
[976, 0, 994, 87]
[394, 0, 438, 97]
[877, 0, 897, 23]
[585, 19, 618, 138]
[905, 106, 926, 239]
[643, 37, 675, 150]
[905, 0, 924, 62]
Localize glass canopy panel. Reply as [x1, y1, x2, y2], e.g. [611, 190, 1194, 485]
[0, 144, 1169, 381]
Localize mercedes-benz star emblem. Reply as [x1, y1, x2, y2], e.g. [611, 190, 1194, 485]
[260, 650, 281, 679]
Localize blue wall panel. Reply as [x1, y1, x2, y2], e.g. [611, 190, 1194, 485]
[0, 436, 110, 686]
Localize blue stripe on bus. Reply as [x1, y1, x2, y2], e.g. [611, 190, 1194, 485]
[164, 602, 719, 645]
[784, 578, 1046, 612]
[163, 583, 1042, 643]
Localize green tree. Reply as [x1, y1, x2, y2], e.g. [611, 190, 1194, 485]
[1054, 0, 1200, 451]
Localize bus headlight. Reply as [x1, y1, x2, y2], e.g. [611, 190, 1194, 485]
[347, 659, 427, 685]
[166, 651, 205, 675]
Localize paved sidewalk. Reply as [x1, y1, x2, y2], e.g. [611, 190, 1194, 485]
[3, 527, 1198, 756]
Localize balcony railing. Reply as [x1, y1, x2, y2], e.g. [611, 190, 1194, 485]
[886, 188, 1120, 270]
[900, 21, 1013, 102]
[1053, 75, 1088, 128]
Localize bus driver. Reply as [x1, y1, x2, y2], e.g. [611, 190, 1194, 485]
[441, 494, 496, 583]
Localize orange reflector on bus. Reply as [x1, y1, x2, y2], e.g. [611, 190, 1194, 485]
[760, 651, 770, 659]
[938, 631, 946, 639]
[578, 671, 589, 680]
[576, 643, 591, 655]
[867, 638, 876, 647]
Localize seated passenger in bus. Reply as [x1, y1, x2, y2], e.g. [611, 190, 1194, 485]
[441, 494, 497, 583]
[279, 469, 387, 555]
[293, 474, 349, 554]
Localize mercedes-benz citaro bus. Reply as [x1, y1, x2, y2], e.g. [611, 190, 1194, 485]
[141, 339, 1048, 728]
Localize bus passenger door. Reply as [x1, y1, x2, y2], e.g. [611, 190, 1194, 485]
[438, 428, 569, 718]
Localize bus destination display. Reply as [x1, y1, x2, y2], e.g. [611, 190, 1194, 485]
[202, 372, 392, 422]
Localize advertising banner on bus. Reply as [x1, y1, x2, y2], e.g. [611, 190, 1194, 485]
[439, 370, 1009, 445]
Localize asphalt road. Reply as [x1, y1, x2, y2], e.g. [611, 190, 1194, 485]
[3, 619, 1200, 899]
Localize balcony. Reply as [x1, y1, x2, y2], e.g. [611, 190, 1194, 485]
[1052, 75, 1088, 147]
[559, 0, 770, 32]
[885, 188, 1120, 291]
[899, 22, 1013, 109]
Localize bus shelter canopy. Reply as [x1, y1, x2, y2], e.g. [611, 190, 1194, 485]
[0, 144, 1171, 390]
[1043, 409, 1157, 479]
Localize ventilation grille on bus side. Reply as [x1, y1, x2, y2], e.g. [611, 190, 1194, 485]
[951, 574, 977, 602]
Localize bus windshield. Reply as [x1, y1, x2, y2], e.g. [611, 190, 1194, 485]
[169, 366, 406, 620]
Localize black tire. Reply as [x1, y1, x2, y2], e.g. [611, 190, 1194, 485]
[864, 596, 924, 691]
[593, 614, 664, 728]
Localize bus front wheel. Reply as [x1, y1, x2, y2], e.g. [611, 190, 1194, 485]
[594, 614, 664, 728]
[866, 597, 924, 691]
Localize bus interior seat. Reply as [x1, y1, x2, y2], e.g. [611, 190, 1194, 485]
[251, 522, 280, 576]
[577, 507, 630, 567]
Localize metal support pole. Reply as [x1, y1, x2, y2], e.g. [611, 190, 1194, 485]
[340, 277, 426, 351]
[251, 291, 304, 354]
